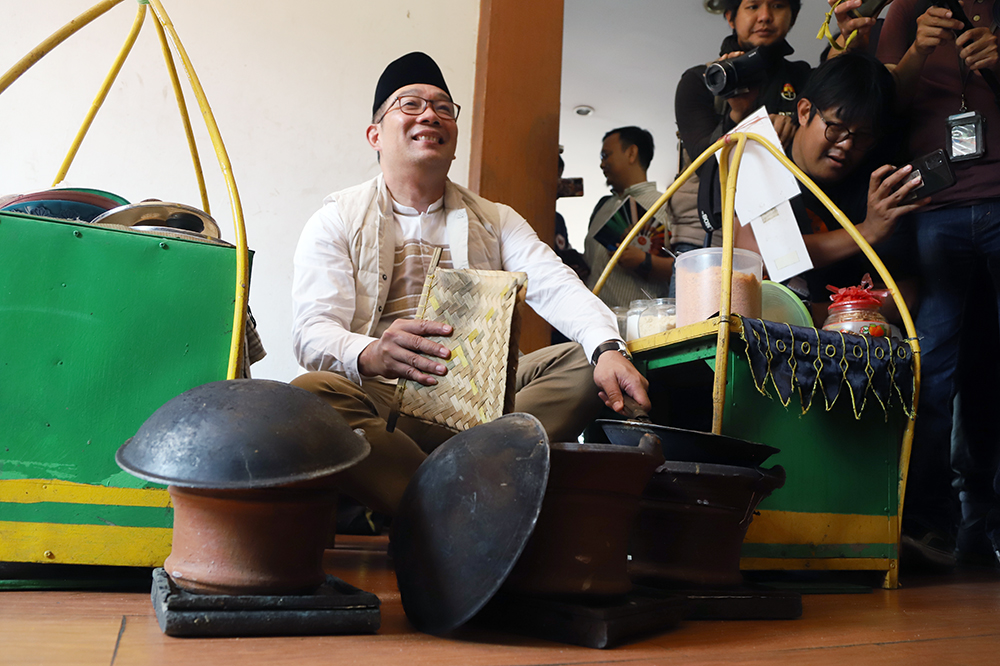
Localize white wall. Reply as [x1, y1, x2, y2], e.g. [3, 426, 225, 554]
[558, 0, 830, 250]
[0, 0, 479, 383]
[1, 0, 833, 383]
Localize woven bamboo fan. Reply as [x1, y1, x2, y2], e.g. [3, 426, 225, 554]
[388, 249, 527, 433]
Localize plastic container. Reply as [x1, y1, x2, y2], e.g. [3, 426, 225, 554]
[637, 298, 676, 338]
[625, 299, 655, 342]
[675, 248, 763, 327]
[761, 280, 813, 327]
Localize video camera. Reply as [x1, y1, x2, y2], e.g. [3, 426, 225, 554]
[702, 41, 793, 99]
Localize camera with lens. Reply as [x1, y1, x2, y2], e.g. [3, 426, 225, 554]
[703, 41, 791, 99]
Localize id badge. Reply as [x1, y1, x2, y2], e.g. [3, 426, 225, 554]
[946, 110, 986, 162]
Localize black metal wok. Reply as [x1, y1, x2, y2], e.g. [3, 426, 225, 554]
[597, 419, 778, 468]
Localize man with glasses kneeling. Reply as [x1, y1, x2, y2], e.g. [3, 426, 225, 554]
[290, 52, 650, 518]
[734, 52, 928, 307]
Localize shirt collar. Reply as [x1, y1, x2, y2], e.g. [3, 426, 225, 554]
[391, 195, 445, 216]
[619, 181, 656, 198]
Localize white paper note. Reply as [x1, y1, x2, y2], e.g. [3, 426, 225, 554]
[717, 106, 801, 225]
[748, 199, 813, 283]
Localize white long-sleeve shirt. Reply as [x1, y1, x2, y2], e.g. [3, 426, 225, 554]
[292, 178, 621, 383]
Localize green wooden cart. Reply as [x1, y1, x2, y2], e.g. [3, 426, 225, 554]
[628, 318, 907, 589]
[597, 133, 919, 589]
[0, 0, 251, 570]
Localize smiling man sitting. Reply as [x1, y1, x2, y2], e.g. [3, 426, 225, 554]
[290, 52, 649, 517]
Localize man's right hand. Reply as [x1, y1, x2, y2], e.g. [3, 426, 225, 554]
[357, 318, 453, 385]
[913, 6, 965, 57]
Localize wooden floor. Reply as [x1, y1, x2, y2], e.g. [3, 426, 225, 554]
[3, 536, 1000, 665]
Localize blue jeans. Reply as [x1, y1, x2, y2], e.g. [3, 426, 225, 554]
[908, 198, 1000, 535]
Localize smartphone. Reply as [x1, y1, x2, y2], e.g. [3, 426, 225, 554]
[851, 0, 893, 19]
[900, 149, 955, 203]
[557, 177, 584, 198]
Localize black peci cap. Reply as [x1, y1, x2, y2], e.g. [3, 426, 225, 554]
[373, 52, 451, 116]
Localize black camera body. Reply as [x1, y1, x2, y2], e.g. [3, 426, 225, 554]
[703, 41, 791, 99]
[851, 0, 892, 19]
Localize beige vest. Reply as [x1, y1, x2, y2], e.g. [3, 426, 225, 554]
[329, 174, 505, 336]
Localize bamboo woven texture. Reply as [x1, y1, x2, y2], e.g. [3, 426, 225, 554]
[391, 264, 527, 432]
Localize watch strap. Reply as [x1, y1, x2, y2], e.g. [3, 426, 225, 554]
[591, 339, 632, 366]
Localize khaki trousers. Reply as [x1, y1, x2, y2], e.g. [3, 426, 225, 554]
[291, 342, 601, 515]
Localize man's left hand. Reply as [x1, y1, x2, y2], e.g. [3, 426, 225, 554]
[859, 164, 929, 246]
[727, 86, 760, 125]
[956, 27, 1000, 73]
[614, 245, 646, 270]
[593, 350, 651, 415]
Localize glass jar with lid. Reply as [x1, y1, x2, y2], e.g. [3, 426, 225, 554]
[637, 298, 677, 338]
[821, 275, 889, 337]
[625, 299, 654, 341]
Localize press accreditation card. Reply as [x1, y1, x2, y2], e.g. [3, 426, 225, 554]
[946, 110, 985, 162]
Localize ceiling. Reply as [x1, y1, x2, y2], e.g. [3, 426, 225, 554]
[557, 0, 830, 247]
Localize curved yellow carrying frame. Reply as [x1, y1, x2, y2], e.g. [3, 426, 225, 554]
[593, 132, 921, 584]
[0, 0, 249, 378]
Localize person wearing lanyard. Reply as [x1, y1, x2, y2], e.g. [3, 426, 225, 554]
[877, 0, 1000, 569]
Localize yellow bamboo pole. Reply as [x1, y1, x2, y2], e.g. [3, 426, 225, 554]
[150, 12, 210, 214]
[53, 3, 147, 187]
[710, 134, 749, 434]
[0, 0, 127, 96]
[147, 0, 248, 379]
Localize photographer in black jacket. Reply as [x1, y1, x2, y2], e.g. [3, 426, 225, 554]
[676, 0, 808, 160]
[671, 1, 810, 267]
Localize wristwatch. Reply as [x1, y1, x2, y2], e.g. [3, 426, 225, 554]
[591, 339, 632, 366]
[635, 252, 653, 280]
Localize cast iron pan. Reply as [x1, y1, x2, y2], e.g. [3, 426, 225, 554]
[596, 397, 778, 467]
[597, 419, 778, 467]
[390, 412, 550, 636]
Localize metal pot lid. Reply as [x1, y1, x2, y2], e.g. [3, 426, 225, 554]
[116, 379, 370, 489]
[391, 412, 550, 636]
[129, 225, 233, 247]
[91, 201, 221, 238]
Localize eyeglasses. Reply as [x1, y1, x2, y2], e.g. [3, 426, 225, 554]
[378, 95, 461, 123]
[816, 110, 876, 149]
